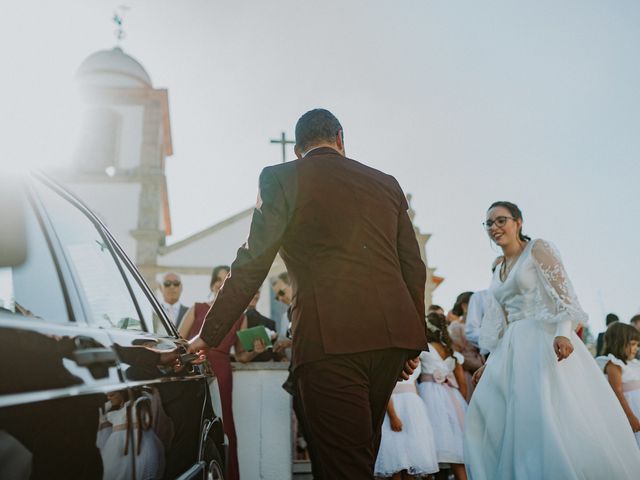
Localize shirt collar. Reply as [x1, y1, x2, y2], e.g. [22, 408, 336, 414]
[162, 301, 179, 311]
[302, 146, 343, 158]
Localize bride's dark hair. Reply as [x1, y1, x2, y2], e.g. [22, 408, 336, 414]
[488, 201, 531, 242]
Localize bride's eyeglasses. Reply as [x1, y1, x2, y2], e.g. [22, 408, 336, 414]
[483, 216, 515, 230]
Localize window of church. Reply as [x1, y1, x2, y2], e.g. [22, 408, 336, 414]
[74, 107, 122, 174]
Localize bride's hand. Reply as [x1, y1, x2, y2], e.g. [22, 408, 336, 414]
[553, 336, 574, 362]
[630, 415, 640, 433]
[472, 364, 486, 385]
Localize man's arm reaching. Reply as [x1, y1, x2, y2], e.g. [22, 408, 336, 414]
[190, 167, 289, 352]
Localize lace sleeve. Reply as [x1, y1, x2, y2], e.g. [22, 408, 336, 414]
[478, 291, 507, 353]
[531, 239, 588, 336]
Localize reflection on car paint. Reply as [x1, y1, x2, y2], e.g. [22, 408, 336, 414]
[98, 388, 167, 480]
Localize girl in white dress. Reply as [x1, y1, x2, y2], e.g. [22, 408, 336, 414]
[464, 201, 640, 480]
[596, 322, 640, 447]
[418, 312, 468, 480]
[100, 391, 166, 480]
[375, 362, 439, 479]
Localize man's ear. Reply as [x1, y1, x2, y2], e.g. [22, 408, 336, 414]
[294, 145, 302, 159]
[336, 130, 345, 154]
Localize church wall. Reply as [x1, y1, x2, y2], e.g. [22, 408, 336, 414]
[158, 215, 253, 268]
[65, 182, 141, 259]
[155, 213, 280, 313]
[74, 108, 122, 172]
[168, 273, 210, 308]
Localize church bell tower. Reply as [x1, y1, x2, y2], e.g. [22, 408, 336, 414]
[55, 40, 173, 287]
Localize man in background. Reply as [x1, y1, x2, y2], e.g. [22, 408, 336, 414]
[597, 313, 619, 355]
[159, 272, 188, 329]
[271, 272, 293, 340]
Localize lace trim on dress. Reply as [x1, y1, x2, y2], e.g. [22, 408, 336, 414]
[530, 239, 588, 328]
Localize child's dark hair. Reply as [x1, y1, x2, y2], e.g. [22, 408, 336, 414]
[603, 322, 640, 364]
[426, 312, 454, 357]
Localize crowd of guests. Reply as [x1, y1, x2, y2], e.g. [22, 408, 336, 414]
[155, 267, 295, 480]
[155, 270, 640, 479]
[373, 292, 640, 480]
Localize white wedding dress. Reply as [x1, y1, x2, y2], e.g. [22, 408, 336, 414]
[464, 239, 640, 479]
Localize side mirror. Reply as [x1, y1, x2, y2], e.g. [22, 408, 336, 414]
[0, 177, 27, 267]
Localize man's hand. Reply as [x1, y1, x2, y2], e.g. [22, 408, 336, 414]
[273, 339, 292, 353]
[399, 357, 419, 381]
[188, 336, 210, 356]
[629, 415, 640, 433]
[472, 364, 486, 385]
[553, 336, 574, 362]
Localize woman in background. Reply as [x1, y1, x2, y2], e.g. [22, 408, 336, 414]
[179, 265, 241, 480]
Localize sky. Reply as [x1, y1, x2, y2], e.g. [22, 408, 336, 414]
[2, 0, 639, 335]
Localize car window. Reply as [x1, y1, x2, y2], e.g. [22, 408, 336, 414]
[118, 258, 173, 336]
[34, 182, 148, 332]
[0, 197, 68, 322]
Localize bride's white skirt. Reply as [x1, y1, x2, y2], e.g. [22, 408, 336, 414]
[464, 319, 640, 480]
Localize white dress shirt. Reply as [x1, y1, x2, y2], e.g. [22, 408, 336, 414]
[161, 301, 181, 325]
[465, 289, 490, 353]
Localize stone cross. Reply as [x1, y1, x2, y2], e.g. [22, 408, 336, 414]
[270, 132, 295, 163]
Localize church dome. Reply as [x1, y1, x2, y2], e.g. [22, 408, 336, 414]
[76, 47, 152, 88]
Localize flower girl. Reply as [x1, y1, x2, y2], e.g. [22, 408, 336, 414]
[375, 360, 439, 479]
[418, 312, 468, 480]
[100, 390, 166, 480]
[597, 322, 640, 447]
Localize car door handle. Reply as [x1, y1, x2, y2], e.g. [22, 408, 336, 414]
[72, 348, 118, 367]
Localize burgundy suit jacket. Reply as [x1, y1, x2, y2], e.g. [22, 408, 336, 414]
[200, 147, 428, 368]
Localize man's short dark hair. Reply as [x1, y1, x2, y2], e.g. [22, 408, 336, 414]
[606, 313, 619, 326]
[295, 109, 342, 153]
[630, 314, 640, 326]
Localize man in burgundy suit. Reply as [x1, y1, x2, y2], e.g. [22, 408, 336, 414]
[189, 109, 428, 479]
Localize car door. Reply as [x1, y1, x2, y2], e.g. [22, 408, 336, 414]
[32, 174, 224, 480]
[0, 175, 127, 480]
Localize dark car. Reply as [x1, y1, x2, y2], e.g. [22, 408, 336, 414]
[0, 172, 225, 480]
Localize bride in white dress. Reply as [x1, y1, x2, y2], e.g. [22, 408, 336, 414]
[464, 201, 640, 480]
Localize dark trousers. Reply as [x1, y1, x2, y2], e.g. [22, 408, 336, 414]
[295, 348, 409, 480]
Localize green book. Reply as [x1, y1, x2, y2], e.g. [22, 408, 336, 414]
[236, 326, 273, 352]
